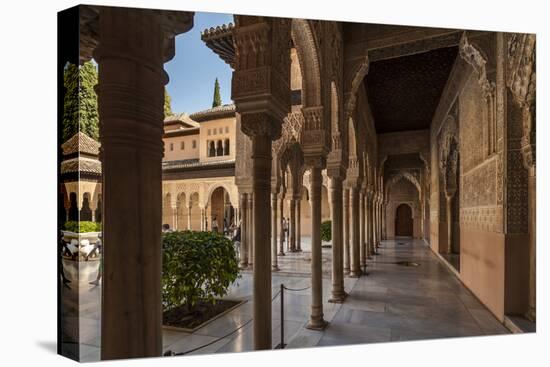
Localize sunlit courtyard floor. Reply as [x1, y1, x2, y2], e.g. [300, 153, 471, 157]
[59, 238, 510, 362]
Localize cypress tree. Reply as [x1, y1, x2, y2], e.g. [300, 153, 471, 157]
[62, 61, 99, 142]
[164, 87, 173, 117]
[212, 78, 222, 108]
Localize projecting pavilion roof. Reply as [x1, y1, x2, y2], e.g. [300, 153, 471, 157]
[61, 132, 100, 156]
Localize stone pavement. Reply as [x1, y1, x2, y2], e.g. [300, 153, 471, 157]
[60, 238, 509, 361]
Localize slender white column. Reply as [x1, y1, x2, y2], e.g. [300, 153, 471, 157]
[247, 194, 254, 266]
[289, 198, 296, 251]
[307, 165, 328, 329]
[271, 193, 279, 270]
[349, 187, 361, 277]
[240, 193, 248, 267]
[296, 198, 302, 251]
[329, 176, 345, 303]
[343, 188, 350, 274]
[279, 193, 285, 255]
[172, 204, 178, 230]
[187, 206, 192, 230]
[366, 194, 373, 257]
[359, 191, 366, 268]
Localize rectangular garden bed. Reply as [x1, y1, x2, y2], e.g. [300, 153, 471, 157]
[162, 299, 245, 333]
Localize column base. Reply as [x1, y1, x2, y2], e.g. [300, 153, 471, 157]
[239, 262, 249, 269]
[278, 251, 286, 256]
[306, 318, 328, 331]
[343, 268, 350, 275]
[271, 265, 280, 271]
[295, 248, 303, 252]
[349, 270, 362, 278]
[329, 291, 348, 304]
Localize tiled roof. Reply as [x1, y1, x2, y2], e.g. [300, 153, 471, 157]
[164, 113, 200, 128]
[61, 132, 100, 156]
[61, 157, 102, 175]
[189, 104, 236, 122]
[162, 158, 235, 170]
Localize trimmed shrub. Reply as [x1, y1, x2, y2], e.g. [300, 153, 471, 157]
[64, 221, 101, 233]
[321, 220, 332, 242]
[162, 230, 240, 311]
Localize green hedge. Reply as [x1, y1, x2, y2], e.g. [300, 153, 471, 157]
[64, 221, 102, 233]
[321, 220, 332, 242]
[162, 230, 240, 311]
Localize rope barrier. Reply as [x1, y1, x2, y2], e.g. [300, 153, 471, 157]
[165, 287, 285, 356]
[282, 285, 311, 292]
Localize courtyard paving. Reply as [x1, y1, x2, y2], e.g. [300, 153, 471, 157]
[60, 238, 509, 361]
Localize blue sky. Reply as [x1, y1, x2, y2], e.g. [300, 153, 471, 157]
[165, 12, 234, 114]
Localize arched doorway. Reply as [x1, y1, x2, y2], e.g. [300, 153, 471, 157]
[395, 203, 413, 237]
[208, 186, 234, 234]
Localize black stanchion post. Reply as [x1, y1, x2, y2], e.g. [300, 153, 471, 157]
[280, 283, 285, 348]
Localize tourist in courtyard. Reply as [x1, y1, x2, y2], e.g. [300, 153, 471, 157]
[231, 222, 241, 259]
[58, 233, 71, 288]
[89, 234, 102, 287]
[283, 217, 289, 248]
[212, 216, 219, 233]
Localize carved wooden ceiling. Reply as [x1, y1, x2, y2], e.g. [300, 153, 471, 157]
[366, 46, 458, 134]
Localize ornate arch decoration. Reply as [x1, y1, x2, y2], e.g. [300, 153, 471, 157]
[176, 192, 187, 207]
[205, 183, 237, 208]
[344, 55, 369, 121]
[506, 33, 536, 169]
[438, 115, 459, 196]
[385, 171, 422, 202]
[291, 19, 322, 108]
[459, 33, 494, 97]
[279, 141, 305, 197]
[459, 32, 497, 155]
[188, 192, 200, 208]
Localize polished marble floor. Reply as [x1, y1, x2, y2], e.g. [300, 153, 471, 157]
[59, 238, 509, 361]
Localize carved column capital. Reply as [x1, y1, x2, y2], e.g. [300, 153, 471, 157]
[232, 16, 291, 141]
[240, 113, 282, 140]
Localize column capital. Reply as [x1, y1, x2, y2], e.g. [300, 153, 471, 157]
[305, 156, 327, 170]
[302, 106, 329, 159]
[232, 16, 291, 140]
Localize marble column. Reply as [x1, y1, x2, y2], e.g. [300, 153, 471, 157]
[248, 133, 273, 349]
[373, 197, 379, 253]
[240, 192, 248, 267]
[247, 194, 254, 266]
[343, 188, 350, 274]
[279, 193, 285, 255]
[94, 7, 173, 359]
[349, 187, 361, 277]
[306, 165, 328, 329]
[271, 192, 279, 270]
[289, 197, 296, 251]
[359, 190, 366, 268]
[231, 16, 291, 350]
[367, 194, 374, 257]
[296, 198, 302, 251]
[377, 195, 382, 246]
[380, 201, 388, 240]
[187, 206, 192, 230]
[329, 176, 346, 303]
[172, 204, 178, 230]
